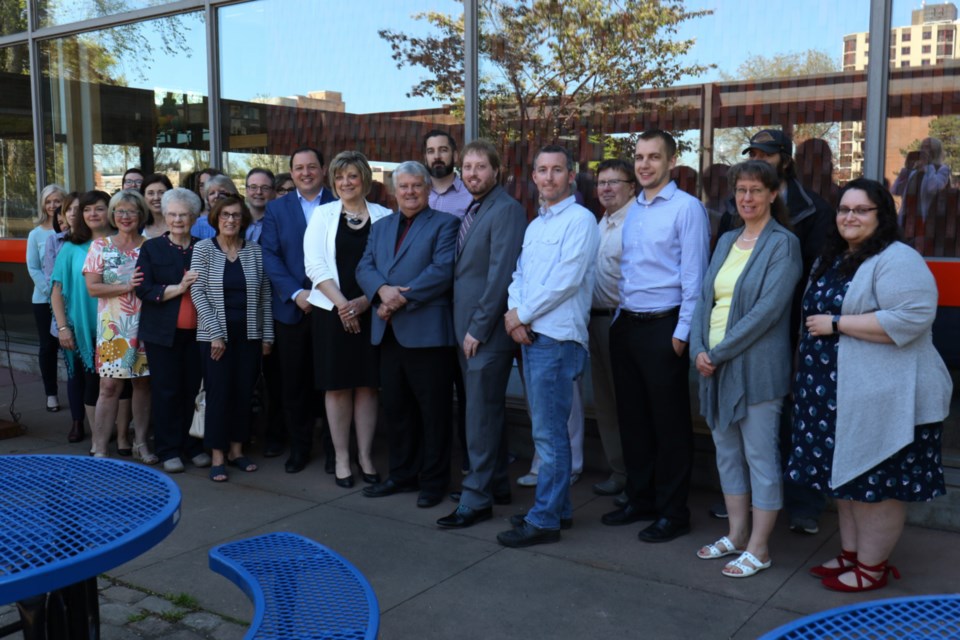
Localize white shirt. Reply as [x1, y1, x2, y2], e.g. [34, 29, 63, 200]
[592, 201, 630, 310]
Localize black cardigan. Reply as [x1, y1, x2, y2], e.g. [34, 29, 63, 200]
[135, 234, 197, 348]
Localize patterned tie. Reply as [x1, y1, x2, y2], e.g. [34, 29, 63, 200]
[457, 200, 481, 254]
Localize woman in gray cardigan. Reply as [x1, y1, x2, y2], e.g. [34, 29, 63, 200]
[789, 178, 951, 592]
[690, 161, 802, 578]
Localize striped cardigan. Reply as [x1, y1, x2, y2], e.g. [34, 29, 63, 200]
[190, 238, 274, 343]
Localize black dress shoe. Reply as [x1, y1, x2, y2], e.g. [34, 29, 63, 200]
[335, 474, 355, 488]
[284, 453, 308, 474]
[361, 471, 381, 484]
[449, 490, 512, 505]
[601, 504, 658, 526]
[417, 492, 443, 508]
[509, 512, 572, 530]
[263, 442, 284, 458]
[496, 521, 560, 548]
[362, 479, 418, 498]
[637, 517, 691, 543]
[324, 449, 335, 475]
[436, 505, 493, 528]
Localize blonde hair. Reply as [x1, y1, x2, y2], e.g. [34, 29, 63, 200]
[37, 184, 66, 225]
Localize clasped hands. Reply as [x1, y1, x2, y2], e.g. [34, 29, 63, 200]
[337, 296, 370, 334]
[504, 308, 532, 345]
[376, 285, 409, 321]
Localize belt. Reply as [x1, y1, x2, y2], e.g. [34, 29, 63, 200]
[620, 307, 679, 322]
[590, 308, 616, 317]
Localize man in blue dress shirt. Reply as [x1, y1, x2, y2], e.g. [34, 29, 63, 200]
[601, 129, 709, 543]
[497, 145, 599, 548]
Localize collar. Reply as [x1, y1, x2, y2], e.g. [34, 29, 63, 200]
[603, 201, 632, 226]
[296, 188, 323, 204]
[638, 180, 678, 206]
[538, 195, 577, 219]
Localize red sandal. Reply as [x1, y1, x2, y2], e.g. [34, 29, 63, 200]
[821, 559, 900, 592]
[809, 549, 858, 579]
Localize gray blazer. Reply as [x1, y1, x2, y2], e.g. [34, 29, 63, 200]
[355, 207, 458, 348]
[831, 241, 952, 487]
[690, 221, 802, 432]
[454, 185, 527, 352]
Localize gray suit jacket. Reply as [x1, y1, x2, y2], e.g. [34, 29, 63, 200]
[356, 207, 458, 348]
[454, 185, 527, 352]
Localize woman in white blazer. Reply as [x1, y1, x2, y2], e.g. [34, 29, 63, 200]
[304, 151, 391, 488]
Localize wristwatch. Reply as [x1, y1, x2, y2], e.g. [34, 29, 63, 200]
[832, 315, 841, 335]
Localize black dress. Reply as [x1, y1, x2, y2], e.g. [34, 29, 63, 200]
[313, 215, 379, 390]
[785, 259, 945, 503]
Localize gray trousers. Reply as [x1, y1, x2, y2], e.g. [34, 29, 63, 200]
[710, 397, 784, 511]
[588, 314, 626, 482]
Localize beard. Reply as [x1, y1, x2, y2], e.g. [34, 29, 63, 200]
[429, 160, 455, 179]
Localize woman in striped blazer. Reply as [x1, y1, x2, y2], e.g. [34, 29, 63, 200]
[191, 196, 274, 482]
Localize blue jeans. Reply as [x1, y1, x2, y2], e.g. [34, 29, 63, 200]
[522, 335, 586, 530]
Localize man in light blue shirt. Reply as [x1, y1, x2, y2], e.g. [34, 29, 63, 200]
[602, 129, 709, 544]
[498, 145, 599, 548]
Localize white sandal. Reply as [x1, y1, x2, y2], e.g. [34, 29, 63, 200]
[133, 442, 159, 465]
[722, 551, 772, 578]
[697, 536, 744, 560]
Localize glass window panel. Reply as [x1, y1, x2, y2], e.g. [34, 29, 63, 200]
[0, 43, 35, 240]
[38, 12, 208, 194]
[0, 2, 28, 36]
[218, 0, 463, 202]
[37, 0, 180, 28]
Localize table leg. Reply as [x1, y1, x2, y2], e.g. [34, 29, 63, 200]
[15, 577, 100, 639]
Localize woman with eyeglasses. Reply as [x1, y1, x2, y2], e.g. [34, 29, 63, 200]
[690, 160, 802, 579]
[192, 173, 237, 240]
[191, 196, 273, 482]
[274, 173, 295, 197]
[83, 190, 155, 463]
[787, 178, 951, 593]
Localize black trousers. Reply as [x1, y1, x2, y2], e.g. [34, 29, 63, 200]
[610, 311, 693, 524]
[259, 350, 286, 447]
[379, 328, 454, 496]
[145, 330, 203, 463]
[273, 316, 318, 457]
[202, 323, 260, 451]
[32, 303, 59, 396]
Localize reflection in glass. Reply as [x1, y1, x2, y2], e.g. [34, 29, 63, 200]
[0, 3, 28, 36]
[0, 43, 35, 239]
[37, 0, 178, 28]
[38, 13, 208, 194]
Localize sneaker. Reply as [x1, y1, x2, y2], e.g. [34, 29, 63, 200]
[789, 516, 819, 535]
[709, 502, 729, 519]
[191, 452, 212, 468]
[162, 458, 185, 474]
[516, 473, 538, 487]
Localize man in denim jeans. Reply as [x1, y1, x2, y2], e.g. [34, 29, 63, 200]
[498, 145, 599, 548]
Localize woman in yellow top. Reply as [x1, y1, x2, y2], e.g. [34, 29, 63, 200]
[689, 160, 802, 578]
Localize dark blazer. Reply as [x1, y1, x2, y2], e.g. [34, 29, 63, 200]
[135, 234, 197, 348]
[355, 207, 458, 348]
[261, 188, 335, 325]
[454, 185, 527, 352]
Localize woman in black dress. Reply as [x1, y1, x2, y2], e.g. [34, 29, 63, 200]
[303, 151, 392, 488]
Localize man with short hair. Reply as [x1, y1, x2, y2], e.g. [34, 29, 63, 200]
[436, 140, 526, 529]
[245, 168, 276, 244]
[496, 145, 599, 548]
[602, 129, 709, 543]
[424, 129, 474, 219]
[588, 158, 636, 498]
[261, 147, 336, 473]
[356, 161, 459, 509]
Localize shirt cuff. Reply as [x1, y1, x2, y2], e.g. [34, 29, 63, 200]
[291, 289, 303, 302]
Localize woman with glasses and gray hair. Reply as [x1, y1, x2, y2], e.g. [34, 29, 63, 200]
[192, 173, 237, 240]
[304, 151, 391, 488]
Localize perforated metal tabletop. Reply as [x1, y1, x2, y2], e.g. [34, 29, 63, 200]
[0, 454, 182, 605]
[759, 594, 960, 639]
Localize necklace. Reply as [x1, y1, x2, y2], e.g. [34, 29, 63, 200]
[342, 207, 367, 226]
[739, 231, 760, 242]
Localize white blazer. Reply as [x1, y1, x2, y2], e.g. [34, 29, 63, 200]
[303, 200, 392, 309]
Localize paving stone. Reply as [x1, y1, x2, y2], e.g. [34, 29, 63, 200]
[157, 630, 207, 640]
[138, 594, 177, 614]
[98, 602, 141, 627]
[211, 620, 248, 640]
[101, 585, 148, 605]
[129, 616, 174, 636]
[182, 611, 224, 633]
[100, 626, 141, 640]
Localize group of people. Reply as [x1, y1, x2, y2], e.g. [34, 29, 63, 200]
[26, 126, 950, 593]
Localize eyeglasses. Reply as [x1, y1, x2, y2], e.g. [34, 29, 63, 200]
[122, 179, 143, 188]
[597, 179, 632, 188]
[245, 185, 274, 193]
[276, 187, 294, 195]
[734, 187, 768, 197]
[114, 209, 139, 219]
[220, 212, 242, 220]
[166, 212, 191, 220]
[837, 206, 878, 216]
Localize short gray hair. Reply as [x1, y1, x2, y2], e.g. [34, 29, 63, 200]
[392, 161, 432, 190]
[108, 189, 150, 228]
[161, 187, 202, 217]
[201, 174, 239, 199]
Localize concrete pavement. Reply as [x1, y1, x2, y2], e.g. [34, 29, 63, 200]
[0, 366, 957, 639]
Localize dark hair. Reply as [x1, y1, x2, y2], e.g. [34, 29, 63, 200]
[811, 178, 902, 282]
[727, 160, 789, 229]
[122, 168, 144, 184]
[72, 190, 110, 244]
[139, 173, 173, 225]
[638, 129, 677, 159]
[460, 139, 501, 176]
[275, 172, 293, 188]
[209, 196, 252, 236]
[596, 158, 635, 182]
[246, 168, 276, 185]
[289, 146, 324, 169]
[422, 129, 457, 155]
[534, 144, 574, 171]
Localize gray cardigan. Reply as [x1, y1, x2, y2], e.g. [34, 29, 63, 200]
[690, 221, 802, 433]
[831, 241, 952, 487]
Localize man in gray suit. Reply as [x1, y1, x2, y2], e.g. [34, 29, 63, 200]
[356, 161, 459, 509]
[437, 140, 527, 529]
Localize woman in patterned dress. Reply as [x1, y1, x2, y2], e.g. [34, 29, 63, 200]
[83, 190, 155, 463]
[787, 178, 952, 592]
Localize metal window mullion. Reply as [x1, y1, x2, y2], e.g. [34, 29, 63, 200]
[206, 1, 221, 165]
[27, 0, 45, 191]
[863, 0, 893, 180]
[463, 0, 478, 144]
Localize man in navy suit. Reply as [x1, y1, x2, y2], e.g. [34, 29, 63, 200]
[261, 146, 336, 473]
[356, 161, 459, 508]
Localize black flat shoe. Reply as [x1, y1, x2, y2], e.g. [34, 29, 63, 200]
[637, 517, 691, 543]
[510, 512, 572, 530]
[361, 471, 380, 484]
[417, 492, 443, 508]
[335, 474, 355, 488]
[436, 505, 493, 528]
[496, 521, 560, 548]
[601, 504, 658, 526]
[362, 479, 418, 498]
[449, 490, 512, 505]
[285, 453, 308, 474]
[67, 420, 84, 443]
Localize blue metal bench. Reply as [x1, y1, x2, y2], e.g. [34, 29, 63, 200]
[758, 594, 960, 639]
[208, 532, 379, 640]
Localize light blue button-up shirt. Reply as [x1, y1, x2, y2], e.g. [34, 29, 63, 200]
[507, 195, 599, 349]
[618, 181, 709, 342]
